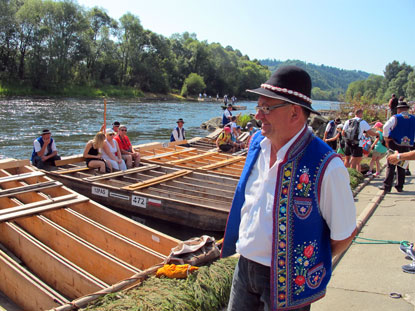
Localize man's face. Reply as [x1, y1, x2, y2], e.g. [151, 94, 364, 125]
[178, 121, 184, 128]
[42, 133, 51, 140]
[255, 96, 292, 141]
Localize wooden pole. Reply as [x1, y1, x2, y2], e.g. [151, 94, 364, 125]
[103, 98, 107, 134]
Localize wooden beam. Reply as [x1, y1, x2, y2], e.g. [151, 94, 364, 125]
[168, 140, 188, 147]
[198, 156, 245, 170]
[0, 193, 77, 216]
[55, 155, 85, 166]
[167, 151, 218, 165]
[0, 222, 107, 299]
[54, 166, 91, 174]
[83, 164, 159, 182]
[15, 214, 139, 285]
[141, 148, 196, 161]
[0, 159, 30, 170]
[0, 248, 67, 310]
[0, 171, 44, 184]
[0, 196, 89, 223]
[122, 169, 191, 190]
[42, 208, 166, 270]
[69, 202, 180, 256]
[0, 180, 62, 198]
[132, 142, 163, 152]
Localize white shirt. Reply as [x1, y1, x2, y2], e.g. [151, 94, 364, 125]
[236, 126, 356, 266]
[343, 117, 371, 147]
[172, 126, 185, 141]
[34, 139, 57, 155]
[224, 109, 232, 120]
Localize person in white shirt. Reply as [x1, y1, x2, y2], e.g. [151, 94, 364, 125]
[221, 66, 356, 311]
[342, 109, 376, 172]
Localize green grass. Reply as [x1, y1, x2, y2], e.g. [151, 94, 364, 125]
[0, 82, 145, 98]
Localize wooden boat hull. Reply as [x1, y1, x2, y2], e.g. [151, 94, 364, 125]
[46, 163, 237, 232]
[0, 159, 180, 311]
[221, 105, 247, 110]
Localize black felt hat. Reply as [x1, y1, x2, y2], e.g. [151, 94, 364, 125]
[397, 102, 409, 109]
[247, 65, 320, 115]
[41, 129, 51, 135]
[176, 118, 185, 124]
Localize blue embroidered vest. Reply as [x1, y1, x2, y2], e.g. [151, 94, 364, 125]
[222, 110, 232, 126]
[170, 127, 185, 142]
[389, 113, 415, 146]
[222, 127, 338, 310]
[31, 136, 53, 161]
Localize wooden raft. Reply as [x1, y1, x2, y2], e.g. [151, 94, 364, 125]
[0, 159, 180, 311]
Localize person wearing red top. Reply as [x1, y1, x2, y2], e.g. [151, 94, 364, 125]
[114, 125, 140, 168]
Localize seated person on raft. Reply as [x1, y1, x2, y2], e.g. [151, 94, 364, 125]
[101, 129, 127, 171]
[83, 132, 109, 173]
[114, 124, 140, 169]
[31, 129, 61, 169]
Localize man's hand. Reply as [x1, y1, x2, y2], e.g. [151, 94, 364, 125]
[387, 151, 399, 165]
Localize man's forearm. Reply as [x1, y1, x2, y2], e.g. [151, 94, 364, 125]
[331, 227, 357, 258]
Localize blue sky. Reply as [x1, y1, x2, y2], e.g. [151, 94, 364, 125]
[77, 0, 415, 75]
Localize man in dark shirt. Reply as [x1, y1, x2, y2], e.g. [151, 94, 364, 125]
[389, 94, 399, 116]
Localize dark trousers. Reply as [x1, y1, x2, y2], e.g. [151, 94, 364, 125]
[227, 256, 311, 311]
[383, 141, 410, 190]
[32, 154, 61, 169]
[326, 140, 337, 151]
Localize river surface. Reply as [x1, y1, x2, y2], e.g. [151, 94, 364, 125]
[0, 97, 340, 160]
[0, 97, 340, 239]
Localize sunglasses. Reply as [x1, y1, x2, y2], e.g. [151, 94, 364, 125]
[255, 102, 291, 115]
[108, 133, 115, 136]
[120, 129, 127, 132]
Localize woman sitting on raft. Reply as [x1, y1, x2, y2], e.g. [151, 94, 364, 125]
[83, 132, 108, 173]
[102, 129, 127, 171]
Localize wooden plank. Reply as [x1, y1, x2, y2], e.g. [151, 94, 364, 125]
[42, 208, 166, 270]
[0, 193, 77, 216]
[141, 148, 197, 161]
[83, 164, 159, 182]
[0, 222, 106, 299]
[206, 128, 222, 139]
[0, 248, 67, 310]
[55, 166, 92, 174]
[0, 197, 89, 223]
[15, 215, 139, 285]
[0, 180, 62, 198]
[0, 171, 44, 184]
[122, 169, 192, 190]
[55, 155, 85, 166]
[133, 142, 163, 152]
[168, 140, 188, 147]
[167, 151, 218, 165]
[0, 159, 30, 170]
[198, 156, 245, 170]
[70, 201, 179, 256]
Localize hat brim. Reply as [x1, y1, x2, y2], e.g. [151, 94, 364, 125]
[247, 87, 321, 115]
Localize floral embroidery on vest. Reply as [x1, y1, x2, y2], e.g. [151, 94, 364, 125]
[293, 241, 319, 295]
[276, 162, 293, 307]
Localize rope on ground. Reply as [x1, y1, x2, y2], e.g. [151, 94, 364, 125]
[353, 236, 409, 245]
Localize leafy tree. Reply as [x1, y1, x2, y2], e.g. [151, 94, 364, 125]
[181, 73, 205, 97]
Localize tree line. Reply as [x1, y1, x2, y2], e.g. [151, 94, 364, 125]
[345, 61, 415, 105]
[260, 59, 370, 101]
[0, 0, 269, 97]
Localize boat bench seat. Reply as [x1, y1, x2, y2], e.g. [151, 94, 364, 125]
[55, 155, 85, 166]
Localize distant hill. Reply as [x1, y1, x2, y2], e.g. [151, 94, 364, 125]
[259, 59, 370, 100]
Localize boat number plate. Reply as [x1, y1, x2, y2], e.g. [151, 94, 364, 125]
[92, 186, 108, 197]
[132, 195, 147, 208]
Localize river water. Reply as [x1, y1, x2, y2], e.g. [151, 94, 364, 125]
[0, 97, 339, 160]
[0, 97, 340, 239]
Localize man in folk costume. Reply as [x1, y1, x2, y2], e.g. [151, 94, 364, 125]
[170, 118, 186, 142]
[380, 101, 415, 193]
[221, 66, 357, 311]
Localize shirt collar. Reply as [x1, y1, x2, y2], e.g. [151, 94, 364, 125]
[260, 125, 306, 162]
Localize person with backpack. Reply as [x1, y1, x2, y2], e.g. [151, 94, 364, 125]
[342, 109, 376, 172]
[323, 117, 341, 150]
